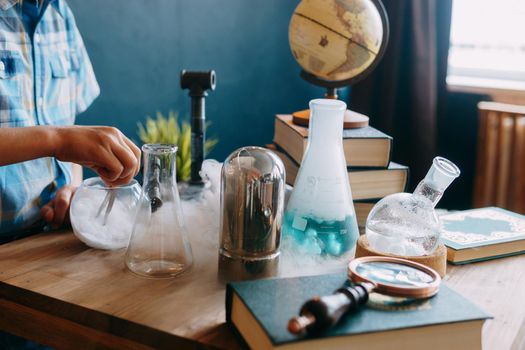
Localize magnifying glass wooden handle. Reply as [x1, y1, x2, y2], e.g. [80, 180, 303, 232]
[288, 282, 375, 335]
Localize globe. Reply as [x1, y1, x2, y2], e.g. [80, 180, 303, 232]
[289, 0, 387, 83]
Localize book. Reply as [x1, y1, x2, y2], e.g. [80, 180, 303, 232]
[270, 145, 408, 201]
[354, 200, 376, 228]
[440, 207, 525, 264]
[273, 114, 392, 168]
[226, 273, 490, 350]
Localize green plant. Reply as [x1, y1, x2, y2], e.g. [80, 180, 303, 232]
[137, 111, 218, 181]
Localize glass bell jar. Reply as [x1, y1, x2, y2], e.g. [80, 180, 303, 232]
[282, 99, 359, 257]
[366, 156, 461, 256]
[125, 144, 193, 278]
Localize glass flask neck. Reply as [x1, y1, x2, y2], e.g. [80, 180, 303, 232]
[412, 156, 461, 208]
[413, 181, 442, 208]
[142, 144, 177, 186]
[142, 144, 178, 212]
[308, 99, 345, 145]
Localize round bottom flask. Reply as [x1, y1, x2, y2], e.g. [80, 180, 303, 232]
[366, 157, 461, 256]
[125, 144, 193, 278]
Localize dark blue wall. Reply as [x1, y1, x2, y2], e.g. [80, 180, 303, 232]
[69, 0, 323, 161]
[68, 0, 479, 209]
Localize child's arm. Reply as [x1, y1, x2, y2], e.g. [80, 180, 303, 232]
[0, 126, 58, 166]
[0, 125, 140, 187]
[1, 125, 141, 229]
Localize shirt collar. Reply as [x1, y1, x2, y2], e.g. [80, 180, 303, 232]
[0, 0, 59, 12]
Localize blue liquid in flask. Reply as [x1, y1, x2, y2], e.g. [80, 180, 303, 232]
[282, 212, 359, 256]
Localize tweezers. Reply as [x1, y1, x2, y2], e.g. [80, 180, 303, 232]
[95, 190, 116, 226]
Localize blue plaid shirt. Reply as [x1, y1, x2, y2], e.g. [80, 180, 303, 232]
[0, 0, 99, 237]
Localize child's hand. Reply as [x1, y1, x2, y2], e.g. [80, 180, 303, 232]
[52, 126, 141, 187]
[40, 184, 77, 229]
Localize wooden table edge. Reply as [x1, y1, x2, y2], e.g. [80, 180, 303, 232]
[0, 281, 224, 350]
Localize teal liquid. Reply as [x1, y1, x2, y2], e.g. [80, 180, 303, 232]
[282, 212, 359, 256]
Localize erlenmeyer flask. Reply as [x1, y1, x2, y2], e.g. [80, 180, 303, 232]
[282, 99, 359, 256]
[125, 144, 193, 278]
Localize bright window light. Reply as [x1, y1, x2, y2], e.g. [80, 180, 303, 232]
[447, 0, 525, 91]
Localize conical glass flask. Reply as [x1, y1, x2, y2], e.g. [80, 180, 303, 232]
[282, 99, 359, 256]
[125, 144, 193, 278]
[366, 157, 461, 256]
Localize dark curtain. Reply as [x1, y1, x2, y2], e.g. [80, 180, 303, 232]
[350, 0, 453, 185]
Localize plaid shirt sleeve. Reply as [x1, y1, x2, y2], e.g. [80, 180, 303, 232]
[63, 3, 99, 115]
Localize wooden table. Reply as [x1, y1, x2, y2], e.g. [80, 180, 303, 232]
[1, 230, 524, 350]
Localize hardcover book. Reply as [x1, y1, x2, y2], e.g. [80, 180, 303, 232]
[354, 200, 376, 228]
[273, 114, 392, 168]
[440, 207, 525, 264]
[270, 145, 408, 201]
[226, 273, 489, 350]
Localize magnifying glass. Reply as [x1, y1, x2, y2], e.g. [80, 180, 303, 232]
[287, 256, 441, 335]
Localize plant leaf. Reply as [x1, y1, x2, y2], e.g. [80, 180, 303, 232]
[136, 110, 219, 181]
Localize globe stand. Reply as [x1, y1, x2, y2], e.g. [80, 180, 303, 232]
[292, 70, 369, 129]
[289, 0, 390, 129]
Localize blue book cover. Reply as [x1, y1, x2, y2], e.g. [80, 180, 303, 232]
[441, 207, 525, 250]
[226, 273, 490, 349]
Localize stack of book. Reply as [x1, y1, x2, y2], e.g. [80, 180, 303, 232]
[271, 113, 409, 228]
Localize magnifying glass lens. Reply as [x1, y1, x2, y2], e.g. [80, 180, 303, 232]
[356, 261, 434, 287]
[349, 256, 441, 299]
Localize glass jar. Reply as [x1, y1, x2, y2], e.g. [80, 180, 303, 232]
[125, 144, 193, 278]
[70, 177, 141, 250]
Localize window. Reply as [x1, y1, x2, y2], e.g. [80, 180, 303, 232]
[447, 0, 525, 93]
